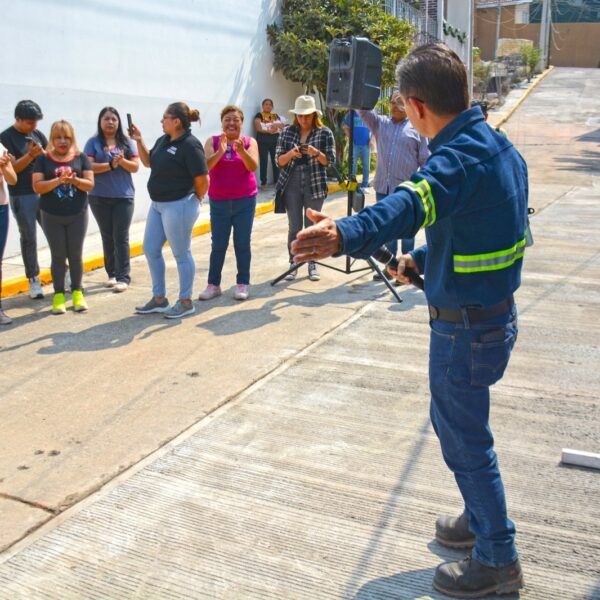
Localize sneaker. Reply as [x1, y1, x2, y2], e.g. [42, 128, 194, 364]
[29, 277, 44, 299]
[308, 261, 320, 281]
[52, 292, 67, 315]
[0, 309, 12, 325]
[436, 511, 476, 549]
[64, 270, 71, 292]
[105, 277, 117, 288]
[234, 284, 249, 301]
[163, 299, 195, 319]
[284, 263, 297, 281]
[198, 284, 222, 301]
[135, 297, 169, 314]
[113, 281, 128, 293]
[433, 556, 524, 598]
[72, 289, 88, 312]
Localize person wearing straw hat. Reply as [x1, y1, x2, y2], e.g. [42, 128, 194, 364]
[275, 95, 335, 282]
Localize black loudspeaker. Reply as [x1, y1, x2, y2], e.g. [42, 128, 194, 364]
[326, 37, 382, 110]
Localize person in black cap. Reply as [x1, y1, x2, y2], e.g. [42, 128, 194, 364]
[0, 100, 48, 299]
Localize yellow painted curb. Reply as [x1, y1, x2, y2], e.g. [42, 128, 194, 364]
[494, 66, 555, 129]
[2, 184, 340, 299]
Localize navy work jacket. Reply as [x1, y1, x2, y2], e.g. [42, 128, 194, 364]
[336, 107, 529, 309]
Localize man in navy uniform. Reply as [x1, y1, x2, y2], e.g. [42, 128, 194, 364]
[292, 44, 528, 598]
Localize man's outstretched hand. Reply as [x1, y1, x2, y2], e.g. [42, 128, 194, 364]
[290, 208, 342, 263]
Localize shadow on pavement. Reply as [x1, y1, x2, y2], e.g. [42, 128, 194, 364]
[0, 314, 180, 354]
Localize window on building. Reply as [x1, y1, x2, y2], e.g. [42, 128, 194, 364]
[515, 5, 530, 24]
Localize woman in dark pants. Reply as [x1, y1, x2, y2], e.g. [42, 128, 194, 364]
[275, 95, 335, 282]
[253, 99, 283, 189]
[32, 120, 94, 314]
[85, 107, 139, 293]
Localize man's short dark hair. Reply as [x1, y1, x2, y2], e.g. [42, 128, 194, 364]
[396, 44, 469, 116]
[15, 100, 43, 120]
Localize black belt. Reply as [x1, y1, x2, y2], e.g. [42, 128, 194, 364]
[429, 296, 514, 323]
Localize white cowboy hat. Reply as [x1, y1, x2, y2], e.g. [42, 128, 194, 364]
[288, 95, 322, 117]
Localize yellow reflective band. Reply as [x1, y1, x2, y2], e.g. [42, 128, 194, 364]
[398, 179, 436, 228]
[453, 238, 527, 273]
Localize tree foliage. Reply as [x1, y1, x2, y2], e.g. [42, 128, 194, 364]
[519, 44, 541, 82]
[267, 0, 414, 167]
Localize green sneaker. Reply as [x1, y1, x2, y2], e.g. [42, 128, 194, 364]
[52, 292, 67, 315]
[72, 289, 88, 312]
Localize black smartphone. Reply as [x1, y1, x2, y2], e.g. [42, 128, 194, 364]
[126, 113, 133, 134]
[299, 143, 308, 152]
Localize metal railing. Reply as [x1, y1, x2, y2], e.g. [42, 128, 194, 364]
[382, 0, 441, 44]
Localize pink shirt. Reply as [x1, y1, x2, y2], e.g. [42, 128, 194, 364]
[208, 136, 258, 201]
[0, 142, 8, 205]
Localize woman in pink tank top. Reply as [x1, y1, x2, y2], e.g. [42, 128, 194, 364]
[199, 105, 258, 302]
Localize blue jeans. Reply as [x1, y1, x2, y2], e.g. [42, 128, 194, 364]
[375, 191, 414, 256]
[143, 194, 200, 300]
[208, 196, 256, 286]
[9, 193, 41, 279]
[0, 204, 8, 307]
[351, 144, 371, 188]
[429, 305, 519, 567]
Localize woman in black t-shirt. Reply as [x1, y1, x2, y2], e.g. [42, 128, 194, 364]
[129, 102, 209, 319]
[32, 120, 94, 314]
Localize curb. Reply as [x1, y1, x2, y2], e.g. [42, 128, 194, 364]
[494, 65, 555, 129]
[1, 183, 343, 299]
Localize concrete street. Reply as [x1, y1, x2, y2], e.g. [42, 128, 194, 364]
[0, 67, 599, 598]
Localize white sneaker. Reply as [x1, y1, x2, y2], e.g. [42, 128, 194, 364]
[105, 277, 117, 288]
[198, 284, 222, 301]
[28, 277, 44, 299]
[308, 262, 320, 281]
[234, 284, 249, 301]
[284, 263, 297, 281]
[113, 281, 128, 293]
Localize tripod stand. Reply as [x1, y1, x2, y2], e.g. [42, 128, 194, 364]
[270, 109, 403, 303]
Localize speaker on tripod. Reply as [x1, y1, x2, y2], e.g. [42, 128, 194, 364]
[326, 37, 382, 110]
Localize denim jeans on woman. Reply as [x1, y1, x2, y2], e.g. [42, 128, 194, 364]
[143, 193, 199, 300]
[429, 305, 519, 567]
[208, 196, 256, 286]
[0, 205, 8, 307]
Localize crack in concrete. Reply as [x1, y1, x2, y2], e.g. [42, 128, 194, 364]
[0, 493, 58, 515]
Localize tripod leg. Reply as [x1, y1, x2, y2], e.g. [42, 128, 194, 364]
[271, 261, 305, 286]
[366, 257, 403, 303]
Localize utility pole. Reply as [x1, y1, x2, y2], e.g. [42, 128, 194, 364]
[538, 0, 551, 70]
[495, 5, 502, 59]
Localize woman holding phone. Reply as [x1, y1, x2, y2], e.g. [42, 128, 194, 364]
[32, 120, 94, 314]
[129, 102, 209, 319]
[85, 107, 139, 293]
[275, 95, 335, 281]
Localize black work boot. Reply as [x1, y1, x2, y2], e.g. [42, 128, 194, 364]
[433, 556, 524, 598]
[436, 511, 476, 549]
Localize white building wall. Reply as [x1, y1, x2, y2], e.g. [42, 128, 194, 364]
[444, 1, 473, 66]
[0, 0, 302, 259]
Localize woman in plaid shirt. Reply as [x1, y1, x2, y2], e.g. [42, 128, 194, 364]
[275, 96, 335, 281]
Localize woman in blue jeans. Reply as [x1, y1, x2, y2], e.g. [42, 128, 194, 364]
[130, 102, 209, 319]
[0, 144, 18, 324]
[198, 105, 258, 302]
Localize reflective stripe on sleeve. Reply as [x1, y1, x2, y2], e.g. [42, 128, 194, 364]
[398, 179, 436, 228]
[453, 238, 527, 273]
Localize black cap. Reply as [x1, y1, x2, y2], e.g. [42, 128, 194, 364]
[15, 100, 44, 120]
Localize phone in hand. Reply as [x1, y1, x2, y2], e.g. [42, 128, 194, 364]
[299, 143, 308, 153]
[126, 113, 133, 135]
